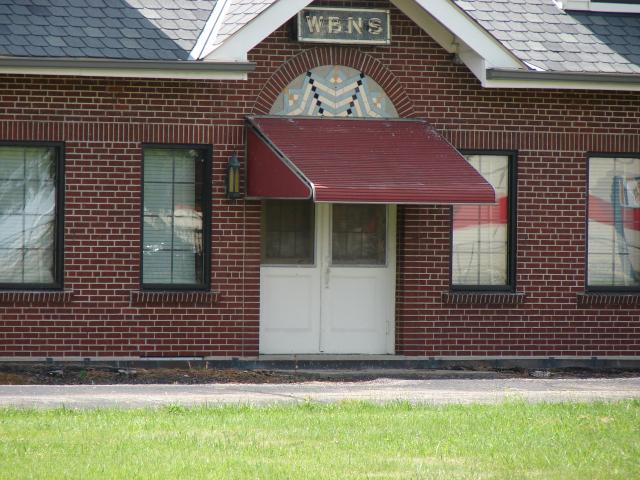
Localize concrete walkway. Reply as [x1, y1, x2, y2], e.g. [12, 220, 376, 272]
[1, 377, 639, 408]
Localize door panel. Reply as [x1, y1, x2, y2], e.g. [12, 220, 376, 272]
[260, 268, 321, 353]
[259, 200, 320, 354]
[321, 272, 388, 353]
[262, 274, 316, 331]
[319, 204, 395, 354]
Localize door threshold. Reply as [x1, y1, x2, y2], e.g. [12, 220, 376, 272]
[259, 354, 403, 361]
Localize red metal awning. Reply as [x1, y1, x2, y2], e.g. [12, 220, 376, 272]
[246, 116, 495, 204]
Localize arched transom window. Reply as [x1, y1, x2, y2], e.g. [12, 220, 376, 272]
[270, 65, 397, 118]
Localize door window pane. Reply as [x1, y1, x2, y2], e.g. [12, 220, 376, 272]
[452, 154, 510, 287]
[0, 146, 59, 286]
[142, 147, 208, 287]
[588, 156, 640, 288]
[261, 200, 314, 265]
[332, 204, 386, 265]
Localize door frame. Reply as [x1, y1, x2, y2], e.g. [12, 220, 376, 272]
[259, 202, 396, 354]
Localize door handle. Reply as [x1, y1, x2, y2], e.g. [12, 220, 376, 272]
[324, 260, 330, 289]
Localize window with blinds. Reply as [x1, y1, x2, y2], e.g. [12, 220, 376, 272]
[0, 145, 62, 288]
[451, 153, 514, 289]
[142, 146, 210, 289]
[588, 156, 640, 290]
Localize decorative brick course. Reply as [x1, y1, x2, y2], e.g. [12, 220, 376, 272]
[0, 0, 639, 358]
[577, 294, 640, 307]
[129, 291, 219, 306]
[0, 290, 74, 305]
[442, 292, 526, 306]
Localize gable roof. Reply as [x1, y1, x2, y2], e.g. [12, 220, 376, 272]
[453, 0, 640, 74]
[0, 0, 638, 89]
[0, 0, 215, 61]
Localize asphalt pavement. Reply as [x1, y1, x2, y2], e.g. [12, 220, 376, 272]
[1, 377, 639, 408]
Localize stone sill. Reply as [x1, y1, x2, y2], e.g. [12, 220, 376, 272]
[442, 292, 526, 306]
[577, 293, 640, 307]
[130, 290, 219, 306]
[0, 290, 74, 304]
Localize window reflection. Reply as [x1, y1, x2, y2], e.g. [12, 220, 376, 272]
[0, 146, 57, 285]
[142, 147, 206, 286]
[452, 155, 510, 286]
[588, 157, 640, 288]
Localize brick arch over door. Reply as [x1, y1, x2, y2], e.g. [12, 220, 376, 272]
[252, 47, 416, 118]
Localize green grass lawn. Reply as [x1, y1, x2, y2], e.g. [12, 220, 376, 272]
[1, 400, 638, 479]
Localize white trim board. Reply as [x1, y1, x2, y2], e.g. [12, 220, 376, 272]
[405, 0, 523, 70]
[0, 66, 250, 80]
[0, 57, 255, 80]
[204, 0, 313, 62]
[190, 0, 233, 60]
[562, 0, 640, 13]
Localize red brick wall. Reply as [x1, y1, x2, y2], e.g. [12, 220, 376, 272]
[0, 0, 638, 358]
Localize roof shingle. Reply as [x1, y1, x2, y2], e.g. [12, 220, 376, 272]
[453, 0, 640, 74]
[0, 0, 217, 61]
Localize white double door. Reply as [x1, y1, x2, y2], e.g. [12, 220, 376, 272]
[260, 203, 396, 354]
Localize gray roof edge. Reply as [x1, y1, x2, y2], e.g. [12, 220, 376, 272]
[0, 57, 256, 72]
[487, 68, 640, 85]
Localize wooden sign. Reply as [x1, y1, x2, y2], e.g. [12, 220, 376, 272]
[297, 7, 391, 45]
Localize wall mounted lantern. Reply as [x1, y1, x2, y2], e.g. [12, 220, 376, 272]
[226, 152, 241, 199]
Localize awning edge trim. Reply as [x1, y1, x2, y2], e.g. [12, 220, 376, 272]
[246, 116, 315, 200]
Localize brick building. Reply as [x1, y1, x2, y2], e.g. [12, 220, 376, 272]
[0, 0, 639, 363]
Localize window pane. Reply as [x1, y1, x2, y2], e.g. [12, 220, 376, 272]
[172, 251, 197, 284]
[143, 149, 173, 182]
[143, 183, 172, 214]
[0, 215, 23, 249]
[174, 150, 197, 183]
[261, 200, 314, 265]
[0, 146, 58, 286]
[0, 148, 24, 178]
[23, 249, 54, 283]
[25, 147, 55, 181]
[142, 147, 207, 286]
[143, 217, 172, 251]
[0, 250, 22, 283]
[142, 250, 171, 283]
[173, 220, 201, 252]
[174, 182, 196, 210]
[24, 182, 55, 215]
[24, 214, 55, 250]
[452, 155, 510, 286]
[0, 181, 24, 213]
[588, 157, 640, 288]
[332, 204, 386, 265]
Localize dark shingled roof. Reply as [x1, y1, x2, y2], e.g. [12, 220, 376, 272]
[453, 0, 640, 74]
[0, 0, 217, 61]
